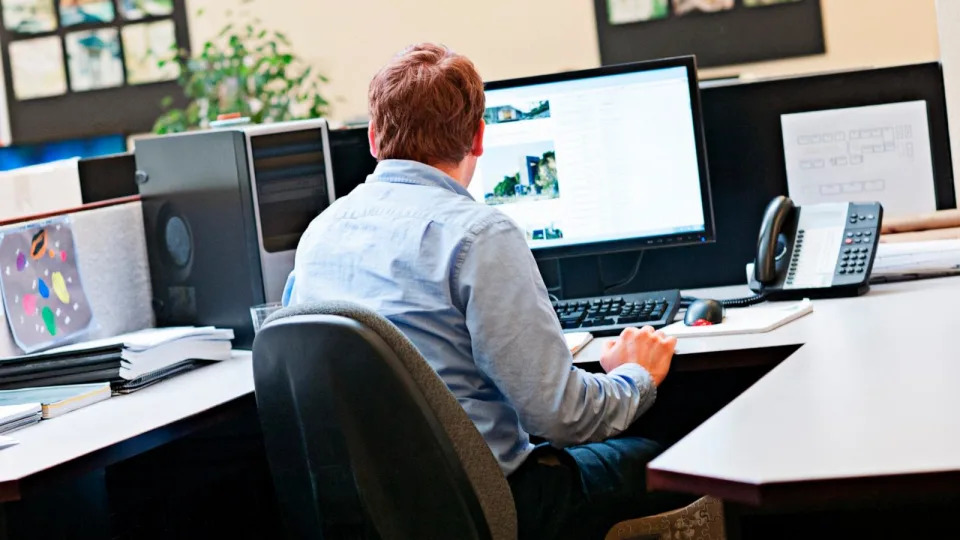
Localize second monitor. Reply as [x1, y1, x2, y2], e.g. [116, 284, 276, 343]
[473, 56, 714, 260]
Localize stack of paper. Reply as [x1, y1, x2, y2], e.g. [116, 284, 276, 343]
[0, 403, 41, 433]
[872, 240, 960, 278]
[0, 383, 111, 419]
[50, 327, 235, 380]
[0, 327, 234, 391]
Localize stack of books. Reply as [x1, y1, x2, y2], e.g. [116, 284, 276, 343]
[0, 403, 42, 433]
[0, 327, 234, 392]
[0, 382, 112, 420]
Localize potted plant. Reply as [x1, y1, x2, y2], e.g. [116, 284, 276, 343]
[153, 3, 329, 134]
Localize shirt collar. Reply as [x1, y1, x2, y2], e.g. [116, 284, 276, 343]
[366, 159, 474, 200]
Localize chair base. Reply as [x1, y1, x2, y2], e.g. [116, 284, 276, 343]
[605, 496, 725, 540]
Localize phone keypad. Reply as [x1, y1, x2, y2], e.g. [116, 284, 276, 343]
[838, 246, 870, 275]
[836, 205, 881, 282]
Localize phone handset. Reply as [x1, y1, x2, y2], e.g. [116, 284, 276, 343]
[754, 196, 795, 286]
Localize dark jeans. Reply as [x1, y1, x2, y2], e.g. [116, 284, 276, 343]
[508, 437, 695, 540]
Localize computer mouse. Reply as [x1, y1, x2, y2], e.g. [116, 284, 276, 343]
[684, 299, 725, 326]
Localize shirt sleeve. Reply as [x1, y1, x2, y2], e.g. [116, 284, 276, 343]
[281, 271, 296, 307]
[456, 218, 657, 447]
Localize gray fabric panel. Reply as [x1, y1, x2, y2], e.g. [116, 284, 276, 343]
[0, 202, 154, 356]
[265, 302, 518, 540]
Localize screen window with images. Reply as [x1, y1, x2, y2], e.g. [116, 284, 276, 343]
[471, 67, 706, 250]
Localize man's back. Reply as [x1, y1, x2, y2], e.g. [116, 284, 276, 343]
[285, 159, 657, 475]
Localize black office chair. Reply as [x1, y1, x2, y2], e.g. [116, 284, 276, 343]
[252, 302, 517, 540]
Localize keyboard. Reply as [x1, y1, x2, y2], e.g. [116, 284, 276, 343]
[551, 289, 681, 335]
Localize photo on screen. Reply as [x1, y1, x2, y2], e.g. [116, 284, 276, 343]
[59, 0, 115, 27]
[484, 100, 551, 126]
[122, 20, 179, 84]
[3, 0, 57, 34]
[119, 0, 174, 20]
[480, 141, 559, 206]
[66, 29, 124, 91]
[9, 37, 67, 100]
[607, 0, 669, 25]
[744, 0, 802, 6]
[671, 0, 734, 16]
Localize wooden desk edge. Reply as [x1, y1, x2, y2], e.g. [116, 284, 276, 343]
[648, 467, 960, 509]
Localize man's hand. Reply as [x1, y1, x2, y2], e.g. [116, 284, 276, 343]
[599, 326, 676, 386]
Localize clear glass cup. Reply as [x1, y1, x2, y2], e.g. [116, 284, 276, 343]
[250, 302, 284, 334]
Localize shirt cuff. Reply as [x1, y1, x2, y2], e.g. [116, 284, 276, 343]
[608, 363, 658, 415]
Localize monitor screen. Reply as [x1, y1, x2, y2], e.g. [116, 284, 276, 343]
[473, 58, 713, 257]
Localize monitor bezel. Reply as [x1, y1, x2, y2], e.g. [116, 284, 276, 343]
[483, 55, 716, 259]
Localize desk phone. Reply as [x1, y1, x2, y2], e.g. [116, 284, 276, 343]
[748, 196, 883, 300]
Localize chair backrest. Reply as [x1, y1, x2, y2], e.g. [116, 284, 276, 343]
[252, 301, 517, 540]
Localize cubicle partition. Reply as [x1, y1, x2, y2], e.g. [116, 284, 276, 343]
[0, 200, 153, 357]
[543, 62, 956, 296]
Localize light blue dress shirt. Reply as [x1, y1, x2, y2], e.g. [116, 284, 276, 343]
[283, 159, 657, 475]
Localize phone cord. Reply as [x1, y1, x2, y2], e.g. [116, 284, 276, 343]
[681, 294, 768, 308]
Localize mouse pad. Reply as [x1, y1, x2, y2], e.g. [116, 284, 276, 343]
[0, 217, 93, 353]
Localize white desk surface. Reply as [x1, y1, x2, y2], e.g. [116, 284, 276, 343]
[2, 276, 957, 506]
[645, 276, 960, 504]
[0, 351, 253, 491]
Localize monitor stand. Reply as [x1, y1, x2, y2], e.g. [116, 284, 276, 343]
[555, 255, 605, 299]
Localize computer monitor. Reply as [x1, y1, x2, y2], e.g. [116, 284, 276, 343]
[472, 56, 714, 259]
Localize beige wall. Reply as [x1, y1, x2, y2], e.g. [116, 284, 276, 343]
[185, 0, 941, 123]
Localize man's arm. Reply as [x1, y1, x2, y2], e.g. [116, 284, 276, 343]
[456, 218, 664, 447]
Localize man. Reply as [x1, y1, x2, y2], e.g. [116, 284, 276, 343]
[284, 43, 681, 539]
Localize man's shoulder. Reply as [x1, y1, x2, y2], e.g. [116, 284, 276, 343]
[356, 181, 519, 236]
[449, 199, 519, 237]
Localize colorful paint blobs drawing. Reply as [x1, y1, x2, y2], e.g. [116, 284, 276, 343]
[22, 293, 36, 315]
[51, 272, 70, 303]
[30, 229, 46, 259]
[0, 217, 92, 352]
[41, 306, 55, 336]
[37, 278, 49, 299]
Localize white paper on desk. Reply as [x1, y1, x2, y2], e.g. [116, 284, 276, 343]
[662, 299, 813, 338]
[873, 240, 960, 275]
[781, 101, 937, 218]
[565, 332, 593, 356]
[0, 435, 17, 450]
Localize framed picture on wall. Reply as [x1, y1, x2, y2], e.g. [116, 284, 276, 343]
[122, 19, 179, 84]
[595, 0, 825, 68]
[8, 36, 66, 100]
[65, 29, 125, 91]
[3, 0, 57, 34]
[119, 0, 174, 20]
[0, 0, 190, 143]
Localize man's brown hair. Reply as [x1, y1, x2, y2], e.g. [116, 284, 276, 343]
[368, 43, 485, 165]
